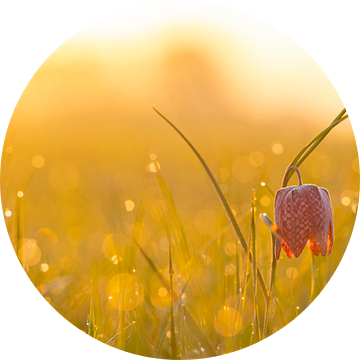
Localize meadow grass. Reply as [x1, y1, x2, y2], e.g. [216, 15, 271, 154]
[4, 108, 357, 358]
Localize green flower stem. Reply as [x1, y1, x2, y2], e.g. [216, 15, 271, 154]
[283, 109, 348, 187]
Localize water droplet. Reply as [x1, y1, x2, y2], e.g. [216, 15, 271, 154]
[260, 181, 265, 186]
[17, 191, 24, 198]
[4, 209, 12, 217]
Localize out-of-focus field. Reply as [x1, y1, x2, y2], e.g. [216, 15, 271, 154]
[1, 10, 358, 358]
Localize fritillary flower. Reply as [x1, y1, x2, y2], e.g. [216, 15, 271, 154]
[274, 166, 334, 259]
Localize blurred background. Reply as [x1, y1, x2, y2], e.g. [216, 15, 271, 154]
[1, 6, 358, 357]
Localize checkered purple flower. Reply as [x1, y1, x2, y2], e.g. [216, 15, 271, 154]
[274, 166, 334, 259]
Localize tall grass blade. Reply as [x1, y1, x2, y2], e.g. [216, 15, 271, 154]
[153, 108, 269, 299]
[260, 214, 278, 338]
[250, 189, 260, 343]
[168, 245, 177, 359]
[89, 279, 96, 338]
[14, 193, 25, 269]
[309, 252, 321, 303]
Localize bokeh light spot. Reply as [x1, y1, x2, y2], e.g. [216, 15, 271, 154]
[158, 287, 168, 297]
[214, 307, 242, 337]
[4, 209, 12, 217]
[103, 233, 123, 262]
[260, 196, 271, 207]
[18, 239, 41, 266]
[271, 142, 283, 155]
[40, 263, 49, 272]
[249, 151, 265, 167]
[107, 273, 144, 310]
[286, 267, 298, 280]
[225, 263, 235, 275]
[32, 155, 45, 168]
[17, 191, 24, 198]
[125, 200, 135, 211]
[340, 190, 354, 204]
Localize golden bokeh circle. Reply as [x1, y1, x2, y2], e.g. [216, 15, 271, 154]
[107, 273, 144, 311]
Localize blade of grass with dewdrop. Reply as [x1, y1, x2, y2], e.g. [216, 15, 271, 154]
[282, 109, 348, 186]
[153, 108, 269, 300]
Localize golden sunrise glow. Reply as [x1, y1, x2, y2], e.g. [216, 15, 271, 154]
[1, 5, 358, 357]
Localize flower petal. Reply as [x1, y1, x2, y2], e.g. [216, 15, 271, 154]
[275, 187, 296, 256]
[303, 185, 327, 256]
[282, 238, 294, 259]
[272, 224, 282, 260]
[320, 188, 334, 254]
[290, 186, 312, 257]
[307, 234, 320, 256]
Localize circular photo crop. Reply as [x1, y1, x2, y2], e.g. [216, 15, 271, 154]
[1, 4, 358, 359]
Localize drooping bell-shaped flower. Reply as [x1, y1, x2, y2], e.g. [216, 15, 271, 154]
[274, 166, 334, 259]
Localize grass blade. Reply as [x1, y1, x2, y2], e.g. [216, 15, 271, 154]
[250, 189, 260, 343]
[152, 108, 269, 299]
[169, 245, 177, 359]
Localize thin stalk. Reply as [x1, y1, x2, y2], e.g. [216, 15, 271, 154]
[169, 245, 177, 359]
[153, 108, 269, 299]
[309, 252, 321, 303]
[89, 279, 96, 338]
[262, 232, 277, 338]
[250, 189, 260, 343]
[15, 192, 25, 270]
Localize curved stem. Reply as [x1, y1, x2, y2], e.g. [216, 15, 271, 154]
[282, 166, 303, 188]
